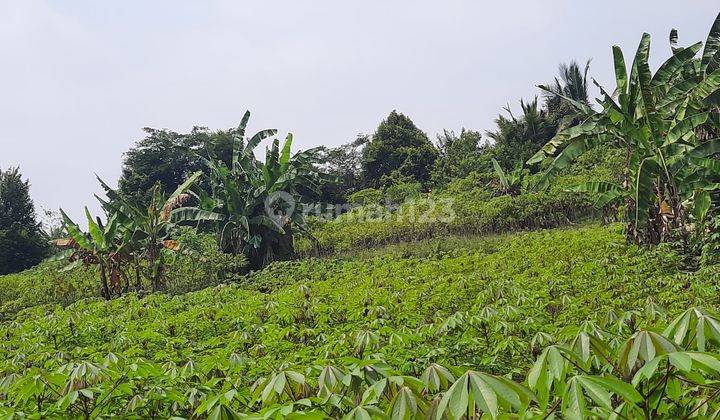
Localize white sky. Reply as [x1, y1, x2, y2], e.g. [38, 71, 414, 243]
[1, 0, 718, 223]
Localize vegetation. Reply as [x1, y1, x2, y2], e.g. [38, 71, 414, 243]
[316, 135, 368, 204]
[299, 150, 617, 256]
[118, 126, 235, 206]
[530, 18, 720, 244]
[55, 172, 206, 299]
[362, 111, 439, 188]
[0, 167, 48, 274]
[432, 129, 488, 185]
[2, 9, 720, 419]
[185, 111, 326, 269]
[2, 226, 720, 417]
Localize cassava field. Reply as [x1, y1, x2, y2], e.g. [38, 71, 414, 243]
[2, 225, 720, 418]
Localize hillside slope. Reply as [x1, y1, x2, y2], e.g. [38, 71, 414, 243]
[1, 224, 719, 416]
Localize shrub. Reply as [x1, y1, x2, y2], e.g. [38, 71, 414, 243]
[163, 228, 248, 294]
[384, 181, 422, 204]
[347, 188, 383, 206]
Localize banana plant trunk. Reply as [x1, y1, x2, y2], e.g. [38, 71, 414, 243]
[147, 244, 165, 292]
[247, 223, 295, 270]
[99, 261, 111, 300]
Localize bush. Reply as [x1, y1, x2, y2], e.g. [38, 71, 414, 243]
[0, 261, 98, 315]
[164, 228, 248, 294]
[299, 147, 624, 255]
[346, 188, 383, 206]
[299, 188, 597, 255]
[384, 181, 422, 204]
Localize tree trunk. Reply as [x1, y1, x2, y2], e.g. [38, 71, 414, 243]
[134, 260, 142, 292]
[99, 262, 110, 300]
[148, 245, 165, 292]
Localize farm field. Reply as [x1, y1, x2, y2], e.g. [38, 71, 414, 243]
[2, 225, 720, 417]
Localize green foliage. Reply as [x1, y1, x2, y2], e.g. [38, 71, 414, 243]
[0, 260, 97, 314]
[531, 13, 720, 244]
[2, 225, 720, 417]
[309, 150, 620, 258]
[487, 98, 559, 170]
[347, 188, 383, 206]
[118, 126, 236, 205]
[4, 11, 720, 418]
[299, 178, 598, 255]
[542, 60, 592, 125]
[57, 172, 205, 299]
[317, 134, 369, 203]
[187, 111, 325, 269]
[163, 228, 248, 293]
[0, 229, 48, 276]
[432, 129, 489, 185]
[362, 110, 438, 187]
[0, 230, 246, 315]
[491, 158, 527, 196]
[384, 181, 422, 205]
[0, 167, 48, 274]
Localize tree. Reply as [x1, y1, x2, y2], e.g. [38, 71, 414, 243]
[485, 61, 592, 171]
[542, 60, 592, 125]
[361, 111, 438, 187]
[56, 172, 204, 299]
[102, 172, 205, 293]
[0, 167, 47, 274]
[486, 98, 558, 169]
[178, 111, 325, 270]
[529, 13, 720, 244]
[57, 207, 131, 300]
[432, 129, 489, 184]
[118, 126, 235, 205]
[316, 134, 369, 203]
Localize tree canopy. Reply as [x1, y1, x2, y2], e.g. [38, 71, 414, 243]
[118, 126, 235, 205]
[0, 167, 47, 274]
[361, 110, 438, 187]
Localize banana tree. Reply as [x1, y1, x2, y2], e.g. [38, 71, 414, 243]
[491, 158, 526, 196]
[97, 171, 207, 292]
[176, 111, 324, 270]
[528, 13, 720, 244]
[54, 209, 132, 300]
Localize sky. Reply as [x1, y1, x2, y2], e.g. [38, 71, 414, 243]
[1, 0, 718, 224]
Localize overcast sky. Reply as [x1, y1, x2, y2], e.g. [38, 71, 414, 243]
[1, 0, 718, 224]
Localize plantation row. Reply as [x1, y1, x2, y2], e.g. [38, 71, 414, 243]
[2, 226, 720, 417]
[0, 155, 614, 315]
[3, 308, 720, 418]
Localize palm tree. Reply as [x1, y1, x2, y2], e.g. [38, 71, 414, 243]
[486, 97, 555, 168]
[542, 60, 591, 127]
